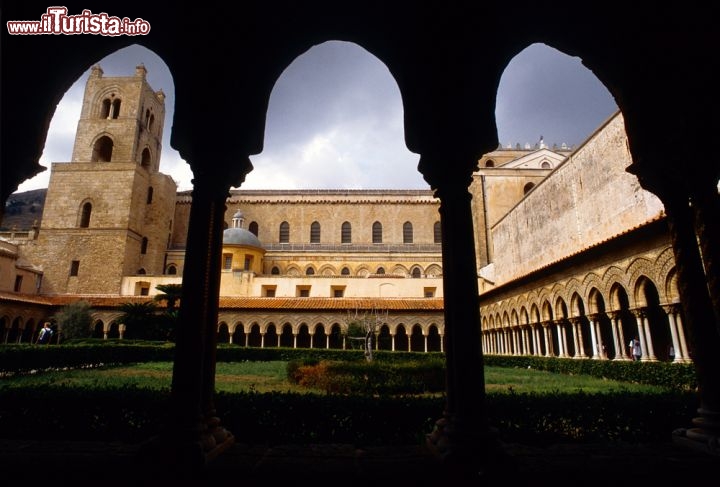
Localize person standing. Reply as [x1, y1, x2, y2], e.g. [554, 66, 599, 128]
[629, 337, 642, 361]
[37, 322, 53, 345]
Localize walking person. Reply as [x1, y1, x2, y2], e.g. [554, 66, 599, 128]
[36, 322, 53, 345]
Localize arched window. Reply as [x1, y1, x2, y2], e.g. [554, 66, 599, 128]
[271, 266, 280, 275]
[249, 221, 259, 236]
[141, 148, 151, 168]
[111, 99, 121, 119]
[523, 182, 536, 194]
[341, 221, 351, 244]
[376, 267, 385, 275]
[279, 221, 290, 243]
[341, 267, 350, 275]
[403, 221, 413, 244]
[137, 268, 146, 275]
[145, 109, 151, 126]
[149, 114, 155, 132]
[310, 221, 321, 243]
[541, 161, 551, 169]
[79, 202, 92, 228]
[146, 186, 154, 204]
[485, 159, 495, 167]
[433, 221, 441, 244]
[412, 267, 422, 278]
[306, 267, 315, 275]
[166, 265, 177, 275]
[101, 99, 111, 118]
[372, 221, 383, 243]
[91, 136, 113, 162]
[141, 237, 148, 254]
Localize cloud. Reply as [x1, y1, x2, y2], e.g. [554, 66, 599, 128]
[14, 41, 617, 195]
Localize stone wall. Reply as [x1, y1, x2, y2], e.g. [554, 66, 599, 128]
[486, 112, 665, 287]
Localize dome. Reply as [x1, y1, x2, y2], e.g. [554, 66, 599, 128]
[223, 227, 262, 248]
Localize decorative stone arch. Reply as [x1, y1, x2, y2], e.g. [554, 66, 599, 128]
[655, 248, 678, 303]
[502, 311, 510, 328]
[569, 292, 586, 318]
[541, 300, 554, 322]
[564, 278, 583, 305]
[580, 272, 604, 306]
[529, 303, 541, 323]
[140, 146, 153, 170]
[318, 264, 336, 276]
[519, 306, 529, 326]
[77, 198, 94, 228]
[548, 282, 567, 310]
[425, 264, 442, 277]
[392, 264, 409, 276]
[554, 297, 569, 319]
[537, 288, 553, 313]
[90, 132, 114, 162]
[627, 257, 658, 296]
[353, 265, 369, 277]
[286, 265, 301, 277]
[510, 309, 519, 327]
[664, 268, 680, 304]
[633, 275, 660, 308]
[92, 85, 123, 118]
[601, 266, 628, 299]
[608, 282, 632, 312]
[587, 287, 607, 314]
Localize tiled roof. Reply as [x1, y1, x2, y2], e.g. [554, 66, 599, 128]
[0, 293, 444, 312]
[218, 297, 444, 311]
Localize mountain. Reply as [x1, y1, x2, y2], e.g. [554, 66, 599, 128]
[1, 189, 47, 231]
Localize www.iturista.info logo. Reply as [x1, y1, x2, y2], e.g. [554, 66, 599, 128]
[6, 7, 151, 36]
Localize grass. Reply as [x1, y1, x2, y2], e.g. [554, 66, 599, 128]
[0, 361, 669, 395]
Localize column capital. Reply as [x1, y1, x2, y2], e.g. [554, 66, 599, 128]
[188, 154, 253, 193]
[631, 308, 646, 319]
[418, 152, 480, 198]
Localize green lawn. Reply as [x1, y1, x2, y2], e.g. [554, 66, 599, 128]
[0, 361, 668, 395]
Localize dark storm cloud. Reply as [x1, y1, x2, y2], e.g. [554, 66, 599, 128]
[18, 42, 617, 192]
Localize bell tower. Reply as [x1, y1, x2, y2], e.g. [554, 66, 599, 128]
[30, 64, 177, 294]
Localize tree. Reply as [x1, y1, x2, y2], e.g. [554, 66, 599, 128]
[52, 300, 93, 341]
[153, 283, 182, 342]
[344, 308, 388, 362]
[153, 283, 182, 312]
[118, 301, 162, 340]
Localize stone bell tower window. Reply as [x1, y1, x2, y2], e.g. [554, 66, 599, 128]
[91, 136, 113, 162]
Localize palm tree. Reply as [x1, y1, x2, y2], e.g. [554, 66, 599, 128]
[118, 301, 159, 340]
[153, 283, 182, 312]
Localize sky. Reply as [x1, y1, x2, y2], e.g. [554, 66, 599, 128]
[15, 41, 618, 193]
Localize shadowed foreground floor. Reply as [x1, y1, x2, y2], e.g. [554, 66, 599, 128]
[0, 438, 716, 486]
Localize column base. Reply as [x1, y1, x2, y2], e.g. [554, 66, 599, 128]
[138, 423, 236, 471]
[425, 415, 507, 476]
[672, 408, 720, 456]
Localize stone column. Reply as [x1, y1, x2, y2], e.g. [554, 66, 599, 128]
[663, 304, 682, 363]
[542, 322, 553, 357]
[160, 170, 235, 467]
[570, 318, 587, 358]
[555, 320, 567, 358]
[588, 314, 599, 359]
[422, 153, 499, 468]
[662, 191, 720, 452]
